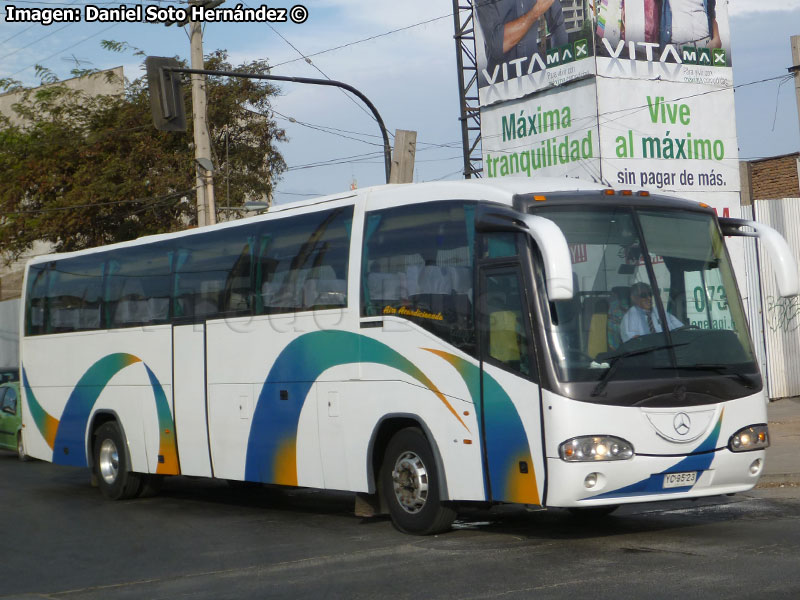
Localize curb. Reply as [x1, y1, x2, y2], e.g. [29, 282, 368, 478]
[756, 473, 800, 487]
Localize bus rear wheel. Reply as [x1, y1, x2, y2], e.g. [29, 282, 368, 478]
[380, 427, 455, 535]
[93, 422, 142, 500]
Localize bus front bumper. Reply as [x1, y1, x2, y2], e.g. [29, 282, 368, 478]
[544, 448, 766, 508]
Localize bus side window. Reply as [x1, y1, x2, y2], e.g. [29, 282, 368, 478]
[362, 201, 476, 354]
[106, 243, 172, 328]
[256, 206, 353, 315]
[46, 257, 104, 333]
[174, 227, 257, 321]
[25, 264, 49, 336]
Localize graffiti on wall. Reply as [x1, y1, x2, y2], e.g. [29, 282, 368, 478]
[765, 295, 800, 333]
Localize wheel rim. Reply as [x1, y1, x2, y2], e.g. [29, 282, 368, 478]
[98, 439, 120, 485]
[391, 450, 429, 514]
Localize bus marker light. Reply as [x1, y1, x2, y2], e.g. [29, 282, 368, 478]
[533, 195, 547, 202]
[463, 439, 472, 445]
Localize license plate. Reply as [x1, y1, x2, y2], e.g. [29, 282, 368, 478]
[663, 471, 697, 488]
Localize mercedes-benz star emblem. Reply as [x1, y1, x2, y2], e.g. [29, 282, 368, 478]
[673, 412, 691, 436]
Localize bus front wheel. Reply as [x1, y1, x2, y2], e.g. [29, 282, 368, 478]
[93, 422, 142, 500]
[380, 427, 455, 535]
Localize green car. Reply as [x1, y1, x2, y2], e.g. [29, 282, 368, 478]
[0, 380, 25, 460]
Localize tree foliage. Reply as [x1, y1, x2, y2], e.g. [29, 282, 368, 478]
[0, 50, 286, 262]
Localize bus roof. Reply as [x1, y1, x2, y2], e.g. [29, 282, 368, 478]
[25, 177, 709, 266]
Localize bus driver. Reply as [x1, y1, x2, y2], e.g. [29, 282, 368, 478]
[621, 282, 683, 342]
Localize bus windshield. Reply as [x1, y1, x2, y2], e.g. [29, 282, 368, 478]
[533, 206, 757, 385]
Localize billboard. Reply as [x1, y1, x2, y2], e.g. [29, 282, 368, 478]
[474, 0, 596, 106]
[481, 78, 601, 181]
[476, 0, 738, 198]
[596, 77, 739, 194]
[594, 0, 733, 85]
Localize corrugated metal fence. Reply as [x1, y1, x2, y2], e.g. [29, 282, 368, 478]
[748, 198, 800, 399]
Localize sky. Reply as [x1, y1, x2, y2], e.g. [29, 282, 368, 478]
[0, 0, 798, 206]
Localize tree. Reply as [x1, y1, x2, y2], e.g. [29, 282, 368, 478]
[0, 50, 286, 262]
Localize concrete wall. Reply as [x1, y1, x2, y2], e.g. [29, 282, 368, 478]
[0, 66, 124, 127]
[0, 299, 20, 369]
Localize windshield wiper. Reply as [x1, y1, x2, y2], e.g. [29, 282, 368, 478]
[670, 364, 757, 388]
[591, 343, 689, 397]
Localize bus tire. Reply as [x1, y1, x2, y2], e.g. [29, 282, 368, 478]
[93, 422, 142, 500]
[17, 432, 28, 462]
[380, 427, 455, 535]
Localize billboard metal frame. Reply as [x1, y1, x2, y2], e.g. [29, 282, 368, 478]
[452, 0, 482, 179]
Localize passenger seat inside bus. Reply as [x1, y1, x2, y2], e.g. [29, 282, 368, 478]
[410, 262, 453, 316]
[579, 295, 609, 358]
[367, 270, 408, 304]
[302, 265, 347, 308]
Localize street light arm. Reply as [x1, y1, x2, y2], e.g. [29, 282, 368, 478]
[163, 65, 393, 184]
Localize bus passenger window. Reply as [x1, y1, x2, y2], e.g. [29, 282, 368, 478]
[46, 257, 104, 333]
[25, 264, 49, 336]
[106, 243, 172, 328]
[361, 201, 476, 354]
[174, 227, 260, 321]
[256, 207, 353, 315]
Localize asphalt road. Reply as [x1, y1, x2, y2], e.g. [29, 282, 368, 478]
[3, 452, 800, 599]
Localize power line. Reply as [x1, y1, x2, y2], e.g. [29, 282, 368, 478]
[3, 187, 196, 216]
[268, 12, 455, 71]
[0, 23, 73, 63]
[5, 23, 120, 78]
[259, 14, 381, 128]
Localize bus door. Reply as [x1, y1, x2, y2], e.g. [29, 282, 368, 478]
[172, 323, 213, 477]
[478, 235, 545, 506]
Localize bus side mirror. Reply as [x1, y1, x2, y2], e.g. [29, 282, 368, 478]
[475, 205, 573, 301]
[522, 215, 573, 301]
[145, 56, 186, 132]
[720, 217, 799, 298]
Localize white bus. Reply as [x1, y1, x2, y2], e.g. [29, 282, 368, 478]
[19, 179, 797, 534]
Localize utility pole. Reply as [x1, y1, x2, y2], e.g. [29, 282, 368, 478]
[389, 130, 417, 184]
[792, 35, 800, 141]
[189, 18, 216, 226]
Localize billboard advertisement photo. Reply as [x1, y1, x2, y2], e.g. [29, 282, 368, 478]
[474, 0, 596, 106]
[593, 0, 733, 86]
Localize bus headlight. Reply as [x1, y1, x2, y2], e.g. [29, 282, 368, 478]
[729, 425, 769, 452]
[559, 436, 634, 462]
